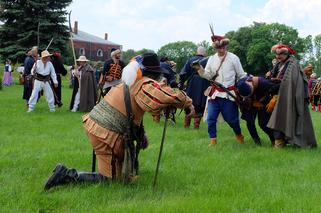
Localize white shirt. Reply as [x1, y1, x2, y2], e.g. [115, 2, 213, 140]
[16, 66, 24, 74]
[201, 52, 247, 100]
[32, 60, 58, 84]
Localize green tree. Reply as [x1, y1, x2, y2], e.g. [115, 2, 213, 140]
[314, 35, 321, 76]
[122, 49, 136, 64]
[157, 41, 197, 71]
[225, 22, 306, 75]
[299, 34, 321, 76]
[122, 48, 154, 64]
[0, 0, 72, 63]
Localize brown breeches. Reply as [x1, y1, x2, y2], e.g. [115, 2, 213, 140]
[86, 131, 124, 179]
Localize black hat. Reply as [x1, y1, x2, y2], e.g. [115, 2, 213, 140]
[142, 53, 165, 73]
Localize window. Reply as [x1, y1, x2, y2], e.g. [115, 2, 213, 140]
[79, 48, 85, 55]
[97, 49, 103, 57]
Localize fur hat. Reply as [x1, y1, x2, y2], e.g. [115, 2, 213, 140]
[111, 48, 121, 57]
[211, 35, 230, 48]
[271, 44, 296, 55]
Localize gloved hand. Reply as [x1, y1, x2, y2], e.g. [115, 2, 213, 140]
[266, 95, 278, 113]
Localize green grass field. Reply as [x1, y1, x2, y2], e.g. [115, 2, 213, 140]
[1, 74, 321, 212]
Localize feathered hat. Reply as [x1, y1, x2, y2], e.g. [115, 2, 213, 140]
[271, 44, 296, 55]
[121, 53, 167, 86]
[209, 23, 230, 48]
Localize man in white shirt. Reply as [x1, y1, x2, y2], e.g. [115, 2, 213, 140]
[27, 50, 58, 112]
[193, 34, 247, 146]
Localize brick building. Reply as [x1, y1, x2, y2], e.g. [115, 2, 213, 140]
[71, 21, 122, 62]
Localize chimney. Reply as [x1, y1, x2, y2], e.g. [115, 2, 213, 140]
[104, 33, 108, 40]
[74, 21, 78, 34]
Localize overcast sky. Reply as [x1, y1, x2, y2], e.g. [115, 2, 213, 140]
[67, 0, 321, 51]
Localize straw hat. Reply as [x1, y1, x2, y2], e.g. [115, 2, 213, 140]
[76, 55, 89, 62]
[41, 50, 52, 58]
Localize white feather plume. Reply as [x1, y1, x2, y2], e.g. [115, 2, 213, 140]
[121, 60, 140, 86]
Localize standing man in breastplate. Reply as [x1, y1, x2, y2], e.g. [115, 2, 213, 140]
[99, 48, 126, 95]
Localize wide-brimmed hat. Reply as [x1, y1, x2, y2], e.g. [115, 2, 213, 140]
[271, 44, 296, 55]
[41, 50, 52, 58]
[142, 53, 166, 73]
[211, 35, 230, 49]
[76, 55, 89, 62]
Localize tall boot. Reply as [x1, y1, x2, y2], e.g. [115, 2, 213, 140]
[44, 164, 78, 191]
[193, 114, 201, 129]
[77, 172, 108, 182]
[184, 115, 191, 128]
[44, 164, 109, 191]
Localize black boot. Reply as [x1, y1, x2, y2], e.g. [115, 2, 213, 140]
[44, 164, 110, 191]
[77, 172, 109, 182]
[44, 164, 78, 191]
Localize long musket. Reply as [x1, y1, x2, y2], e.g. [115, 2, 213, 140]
[68, 11, 77, 70]
[152, 107, 171, 190]
[68, 11, 94, 170]
[45, 38, 54, 51]
[49, 79, 63, 106]
[37, 22, 40, 47]
[209, 79, 238, 101]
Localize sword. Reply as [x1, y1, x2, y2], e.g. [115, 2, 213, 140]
[92, 150, 96, 172]
[49, 79, 63, 106]
[45, 38, 54, 51]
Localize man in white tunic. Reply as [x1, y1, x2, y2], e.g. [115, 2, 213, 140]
[193, 35, 247, 146]
[27, 50, 58, 112]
